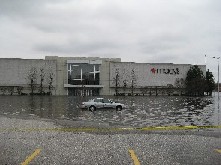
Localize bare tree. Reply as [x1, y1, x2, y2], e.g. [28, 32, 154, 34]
[175, 78, 185, 95]
[39, 68, 45, 95]
[8, 87, 14, 95]
[175, 78, 180, 88]
[17, 86, 23, 95]
[167, 84, 174, 96]
[27, 67, 37, 95]
[141, 86, 149, 96]
[0, 87, 7, 95]
[48, 72, 55, 95]
[180, 78, 185, 88]
[131, 68, 137, 96]
[113, 68, 120, 96]
[123, 80, 127, 96]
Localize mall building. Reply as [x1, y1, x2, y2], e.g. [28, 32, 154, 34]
[0, 56, 206, 96]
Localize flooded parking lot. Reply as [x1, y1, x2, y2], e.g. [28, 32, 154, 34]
[0, 95, 220, 127]
[1, 95, 221, 165]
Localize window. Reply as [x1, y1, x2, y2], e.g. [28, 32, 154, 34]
[103, 99, 110, 103]
[68, 63, 100, 85]
[94, 98, 103, 102]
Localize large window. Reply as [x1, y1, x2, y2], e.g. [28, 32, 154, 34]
[68, 63, 100, 85]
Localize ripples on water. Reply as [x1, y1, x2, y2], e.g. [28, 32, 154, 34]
[0, 95, 219, 127]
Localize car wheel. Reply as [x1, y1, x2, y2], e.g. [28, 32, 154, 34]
[89, 106, 96, 111]
[116, 105, 122, 111]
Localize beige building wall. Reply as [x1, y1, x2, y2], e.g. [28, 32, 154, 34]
[45, 56, 121, 95]
[0, 58, 56, 95]
[45, 56, 67, 95]
[110, 62, 206, 95]
[99, 58, 121, 95]
[0, 57, 206, 96]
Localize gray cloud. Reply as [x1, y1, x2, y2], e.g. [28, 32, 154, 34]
[35, 40, 121, 54]
[0, 0, 68, 16]
[0, 0, 221, 79]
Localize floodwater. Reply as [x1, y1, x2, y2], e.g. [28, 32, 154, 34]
[0, 95, 220, 127]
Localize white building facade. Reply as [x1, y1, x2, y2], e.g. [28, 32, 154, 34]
[109, 62, 206, 96]
[0, 56, 206, 96]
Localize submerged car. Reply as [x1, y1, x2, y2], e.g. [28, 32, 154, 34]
[80, 98, 125, 111]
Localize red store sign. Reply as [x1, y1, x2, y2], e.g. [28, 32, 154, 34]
[151, 68, 180, 75]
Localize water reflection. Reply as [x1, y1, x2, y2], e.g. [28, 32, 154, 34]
[0, 95, 219, 127]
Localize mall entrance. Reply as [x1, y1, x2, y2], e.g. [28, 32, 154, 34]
[68, 88, 100, 96]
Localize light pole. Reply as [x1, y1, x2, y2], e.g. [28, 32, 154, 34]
[213, 57, 220, 99]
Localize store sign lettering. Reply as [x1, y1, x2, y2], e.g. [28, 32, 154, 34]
[151, 68, 179, 75]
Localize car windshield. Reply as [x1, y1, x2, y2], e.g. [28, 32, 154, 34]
[102, 99, 110, 103]
[94, 98, 103, 102]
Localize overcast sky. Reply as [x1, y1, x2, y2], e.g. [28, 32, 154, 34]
[0, 0, 221, 79]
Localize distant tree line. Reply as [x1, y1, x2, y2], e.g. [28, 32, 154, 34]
[112, 65, 215, 97]
[185, 65, 215, 96]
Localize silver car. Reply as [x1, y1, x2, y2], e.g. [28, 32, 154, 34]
[80, 98, 125, 111]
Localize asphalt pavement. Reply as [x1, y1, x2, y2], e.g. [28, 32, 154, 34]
[0, 116, 221, 165]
